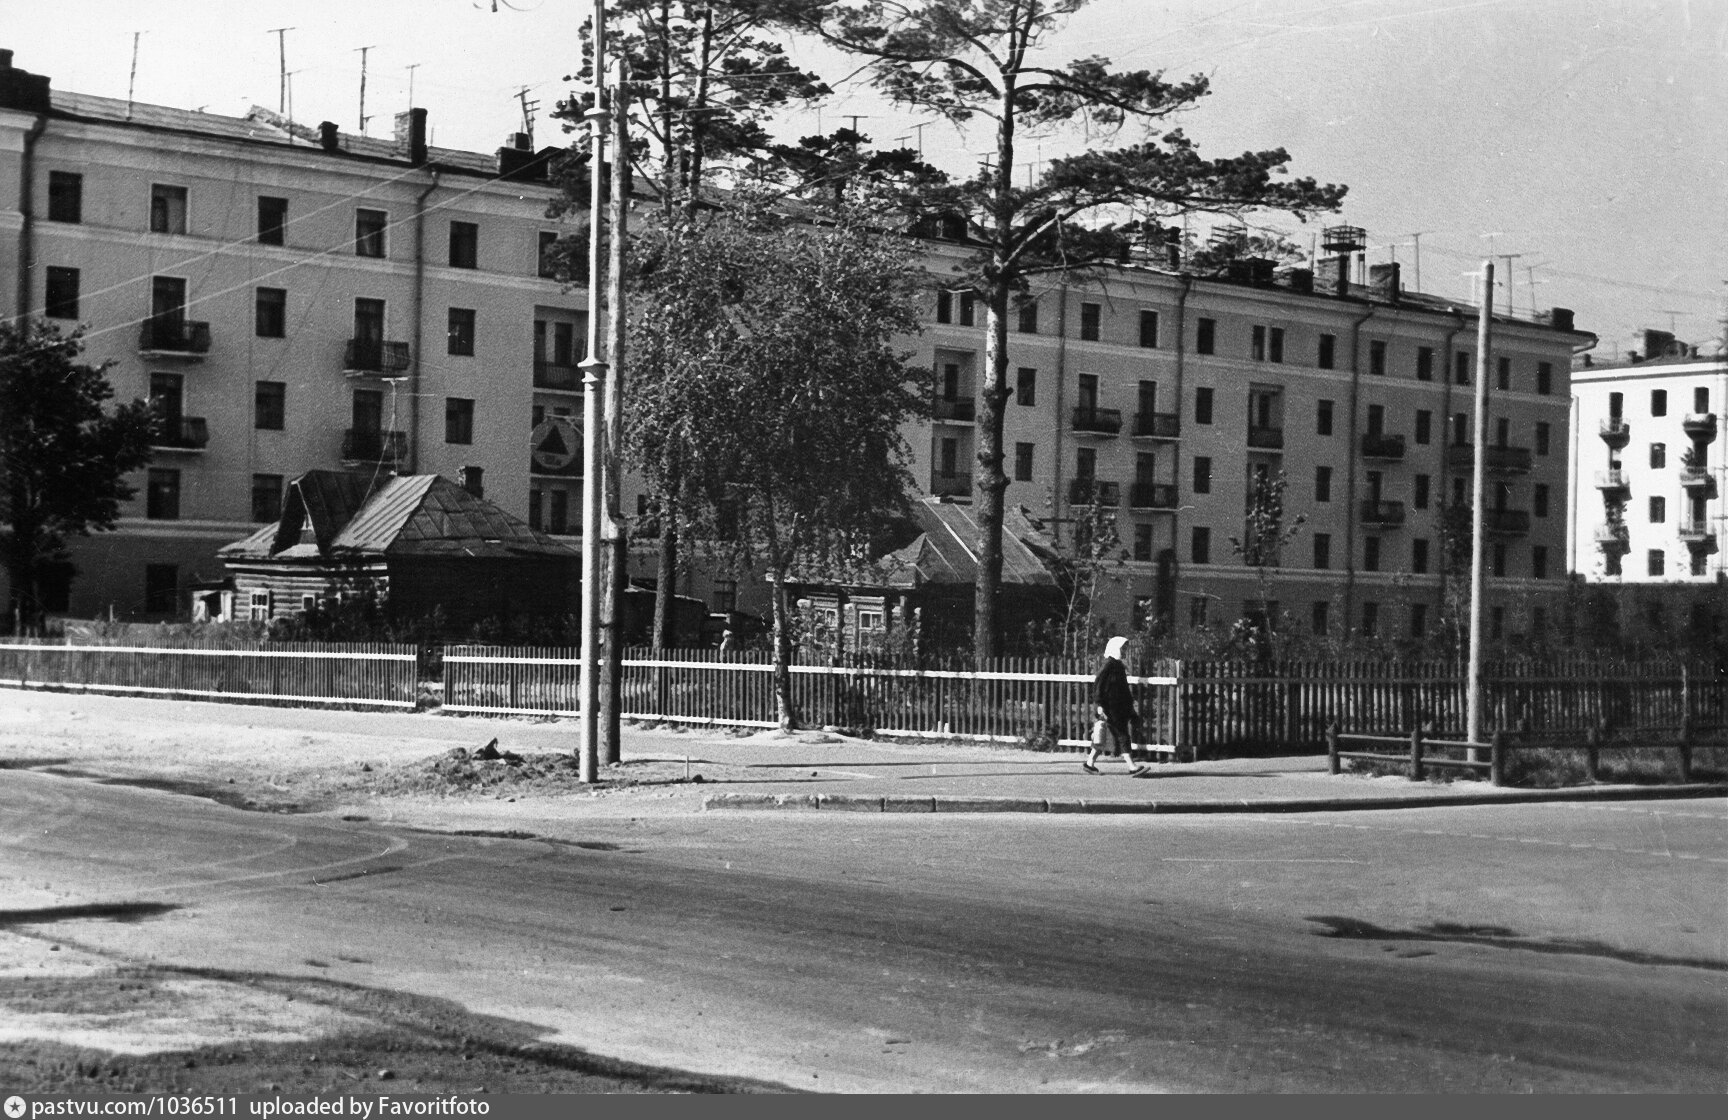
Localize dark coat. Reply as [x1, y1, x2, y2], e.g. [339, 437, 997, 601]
[1094, 658, 1137, 733]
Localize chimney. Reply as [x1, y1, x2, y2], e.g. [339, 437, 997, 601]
[1369, 262, 1401, 302]
[1286, 268, 1313, 294]
[1164, 241, 1180, 270]
[0, 48, 51, 113]
[1643, 328, 1676, 359]
[318, 121, 340, 152]
[1324, 254, 1351, 296]
[459, 466, 484, 499]
[1548, 307, 1574, 333]
[510, 132, 531, 151]
[394, 108, 428, 165]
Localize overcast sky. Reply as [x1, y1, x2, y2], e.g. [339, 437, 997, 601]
[11, 0, 1725, 356]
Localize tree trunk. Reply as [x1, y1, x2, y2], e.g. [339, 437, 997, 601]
[973, 73, 1018, 663]
[652, 488, 678, 648]
[768, 571, 796, 731]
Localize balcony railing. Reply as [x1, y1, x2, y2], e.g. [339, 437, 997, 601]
[1678, 519, 1717, 546]
[533, 359, 581, 392]
[1446, 444, 1532, 474]
[930, 472, 972, 498]
[933, 396, 976, 423]
[1131, 411, 1180, 439]
[1071, 406, 1123, 435]
[1359, 432, 1406, 461]
[1484, 508, 1531, 535]
[1069, 478, 1121, 507]
[343, 339, 412, 375]
[1128, 482, 1178, 509]
[1247, 424, 1284, 450]
[342, 428, 407, 465]
[150, 416, 209, 452]
[1682, 412, 1718, 444]
[1595, 522, 1629, 548]
[1595, 469, 1630, 494]
[1679, 464, 1717, 495]
[138, 319, 211, 355]
[1599, 418, 1630, 448]
[1358, 498, 1406, 526]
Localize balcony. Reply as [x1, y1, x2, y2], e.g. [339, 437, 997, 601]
[933, 396, 976, 423]
[1131, 411, 1180, 440]
[1599, 417, 1630, 450]
[533, 359, 581, 392]
[1682, 412, 1718, 444]
[341, 428, 407, 466]
[150, 416, 208, 453]
[1071, 406, 1123, 435]
[1679, 463, 1718, 496]
[1595, 469, 1631, 496]
[1446, 444, 1532, 474]
[138, 319, 211, 358]
[930, 472, 972, 498]
[1069, 478, 1121, 507]
[1359, 433, 1405, 461]
[1678, 520, 1717, 550]
[1128, 482, 1178, 509]
[343, 339, 412, 377]
[1358, 499, 1406, 526]
[1247, 425, 1284, 450]
[1484, 508, 1531, 536]
[1595, 522, 1630, 549]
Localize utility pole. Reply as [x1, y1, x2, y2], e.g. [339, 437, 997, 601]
[355, 46, 376, 134]
[268, 28, 294, 114]
[576, 0, 610, 785]
[1467, 261, 1494, 762]
[601, 51, 630, 766]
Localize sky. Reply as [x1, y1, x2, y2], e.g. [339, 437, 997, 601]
[8, 0, 1725, 356]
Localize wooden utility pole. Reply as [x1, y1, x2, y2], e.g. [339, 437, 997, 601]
[1467, 261, 1494, 761]
[601, 51, 630, 766]
[576, 0, 610, 784]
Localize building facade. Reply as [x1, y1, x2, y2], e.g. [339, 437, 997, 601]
[1567, 331, 1725, 584]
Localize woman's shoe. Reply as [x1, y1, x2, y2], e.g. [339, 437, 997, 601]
[1082, 762, 1100, 774]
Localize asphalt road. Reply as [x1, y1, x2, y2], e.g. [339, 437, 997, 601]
[2, 769, 1724, 1092]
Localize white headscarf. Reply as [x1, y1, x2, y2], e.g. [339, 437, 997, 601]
[1104, 635, 1129, 661]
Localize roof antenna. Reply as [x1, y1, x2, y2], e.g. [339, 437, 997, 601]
[267, 27, 295, 113]
[355, 45, 377, 134]
[126, 31, 145, 121]
[405, 62, 421, 109]
[517, 86, 539, 146]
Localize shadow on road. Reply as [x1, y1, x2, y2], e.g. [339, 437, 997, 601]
[1307, 915, 1728, 972]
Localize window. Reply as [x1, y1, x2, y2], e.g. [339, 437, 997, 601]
[1535, 422, 1551, 456]
[355, 208, 386, 257]
[1191, 526, 1210, 565]
[1410, 603, 1427, 638]
[1497, 356, 1511, 391]
[1363, 536, 1380, 572]
[1138, 310, 1159, 348]
[1018, 300, 1038, 334]
[1649, 496, 1666, 523]
[1252, 325, 1266, 361]
[1314, 465, 1331, 503]
[1361, 601, 1379, 637]
[1609, 391, 1624, 418]
[1312, 601, 1329, 636]
[1452, 476, 1467, 506]
[1693, 550, 1710, 577]
[48, 171, 82, 223]
[1016, 367, 1036, 407]
[1648, 549, 1665, 577]
[1537, 361, 1552, 395]
[1532, 546, 1549, 580]
[935, 291, 953, 324]
[255, 287, 286, 338]
[539, 232, 560, 279]
[958, 291, 976, 327]
[1317, 399, 1334, 436]
[248, 381, 285, 432]
[150, 184, 187, 234]
[1080, 302, 1101, 341]
[1414, 474, 1430, 510]
[1317, 333, 1336, 369]
[445, 398, 474, 444]
[1416, 346, 1434, 382]
[447, 308, 476, 356]
[940, 438, 960, 478]
[1312, 533, 1331, 570]
[1489, 606, 1505, 640]
[1193, 456, 1212, 495]
[1412, 538, 1430, 574]
[1134, 523, 1153, 562]
[1605, 550, 1622, 577]
[1650, 443, 1666, 470]
[144, 564, 179, 615]
[1014, 442, 1034, 482]
[449, 221, 478, 269]
[251, 474, 284, 523]
[146, 468, 181, 520]
[1195, 386, 1214, 425]
[1696, 387, 1711, 413]
[1190, 597, 1209, 629]
[1366, 404, 1385, 436]
[1196, 317, 1216, 355]
[1269, 327, 1284, 364]
[1451, 412, 1469, 446]
[44, 266, 79, 319]
[1454, 351, 1471, 384]
[1495, 417, 1510, 447]
[257, 196, 287, 245]
[940, 362, 962, 401]
[1651, 389, 1667, 417]
[1370, 340, 1387, 376]
[1492, 543, 1507, 577]
[1534, 483, 1549, 518]
[528, 490, 544, 530]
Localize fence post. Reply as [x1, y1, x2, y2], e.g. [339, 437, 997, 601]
[1410, 727, 1424, 782]
[1677, 716, 1693, 784]
[1490, 729, 1506, 787]
[1326, 720, 1340, 775]
[1585, 723, 1601, 783]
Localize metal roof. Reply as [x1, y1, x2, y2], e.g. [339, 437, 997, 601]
[875, 499, 1060, 589]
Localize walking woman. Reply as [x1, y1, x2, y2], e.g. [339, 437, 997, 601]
[1084, 635, 1147, 776]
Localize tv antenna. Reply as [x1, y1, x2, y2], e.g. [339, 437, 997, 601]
[1400, 231, 1434, 292]
[355, 45, 377, 134]
[405, 62, 421, 108]
[267, 27, 294, 113]
[126, 31, 145, 121]
[518, 86, 540, 144]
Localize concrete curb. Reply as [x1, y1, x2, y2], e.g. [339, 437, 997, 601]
[701, 783, 1728, 816]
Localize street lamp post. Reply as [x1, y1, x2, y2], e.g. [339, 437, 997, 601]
[577, 0, 609, 784]
[1467, 261, 1493, 759]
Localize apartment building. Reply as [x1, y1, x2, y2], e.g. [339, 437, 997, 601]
[911, 227, 1593, 646]
[1567, 330, 1725, 584]
[0, 49, 585, 620]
